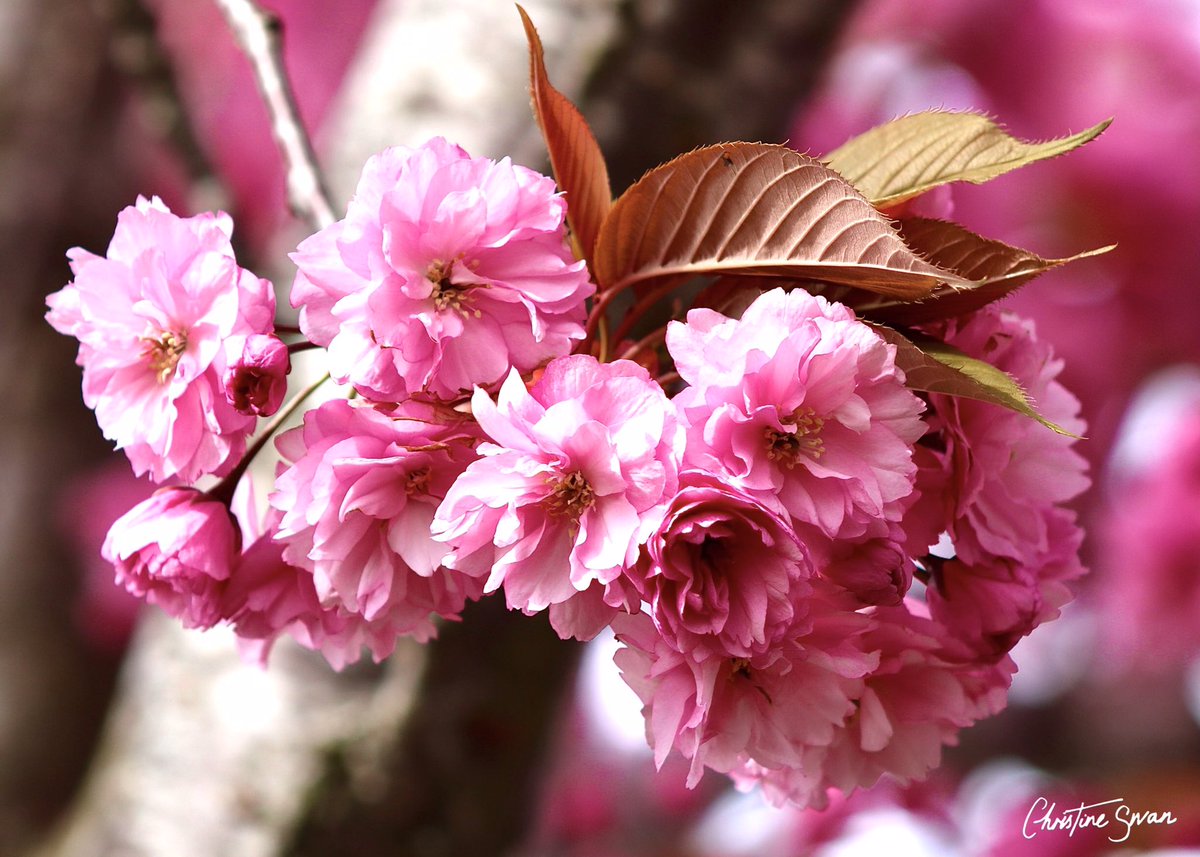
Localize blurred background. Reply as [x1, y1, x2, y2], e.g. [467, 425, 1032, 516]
[5, 0, 1200, 854]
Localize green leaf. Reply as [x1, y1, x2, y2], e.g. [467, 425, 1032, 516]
[871, 324, 1081, 437]
[824, 111, 1111, 207]
[857, 218, 1116, 326]
[592, 142, 967, 301]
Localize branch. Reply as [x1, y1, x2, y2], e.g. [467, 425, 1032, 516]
[213, 0, 337, 231]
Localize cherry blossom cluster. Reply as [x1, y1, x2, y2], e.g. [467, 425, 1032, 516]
[48, 137, 1088, 807]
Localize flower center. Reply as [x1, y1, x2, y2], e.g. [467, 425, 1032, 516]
[763, 407, 824, 467]
[141, 330, 187, 383]
[542, 470, 595, 520]
[427, 260, 481, 317]
[405, 465, 432, 496]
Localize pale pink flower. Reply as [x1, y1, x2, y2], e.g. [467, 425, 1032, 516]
[612, 607, 878, 806]
[270, 398, 482, 645]
[714, 604, 1012, 809]
[224, 527, 431, 669]
[224, 333, 290, 416]
[102, 486, 240, 629]
[433, 356, 683, 635]
[630, 470, 814, 661]
[46, 196, 276, 483]
[290, 137, 593, 401]
[667, 287, 926, 540]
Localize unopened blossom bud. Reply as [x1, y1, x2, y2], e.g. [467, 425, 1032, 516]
[102, 487, 240, 629]
[225, 333, 290, 416]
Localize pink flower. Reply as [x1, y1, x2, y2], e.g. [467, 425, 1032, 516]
[46, 196, 276, 483]
[918, 309, 1089, 567]
[433, 356, 683, 635]
[807, 603, 1014, 801]
[612, 607, 878, 808]
[928, 508, 1086, 659]
[269, 398, 482, 646]
[822, 524, 914, 607]
[102, 486, 240, 629]
[290, 137, 594, 401]
[224, 333, 290, 416]
[223, 528, 326, 664]
[630, 470, 814, 661]
[224, 527, 425, 669]
[902, 309, 1089, 658]
[667, 287, 926, 541]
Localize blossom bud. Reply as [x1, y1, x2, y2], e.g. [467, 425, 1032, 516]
[225, 333, 290, 416]
[102, 487, 240, 629]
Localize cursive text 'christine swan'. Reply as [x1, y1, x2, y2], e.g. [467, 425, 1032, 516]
[1023, 797, 1177, 843]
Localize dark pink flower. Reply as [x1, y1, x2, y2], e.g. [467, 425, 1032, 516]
[46, 196, 276, 483]
[102, 486, 240, 629]
[923, 309, 1088, 566]
[630, 470, 814, 661]
[668, 287, 926, 541]
[224, 333, 290, 416]
[822, 525, 914, 607]
[434, 356, 683, 636]
[290, 138, 593, 401]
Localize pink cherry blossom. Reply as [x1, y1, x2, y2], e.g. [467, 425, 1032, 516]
[928, 507, 1086, 659]
[224, 527, 431, 669]
[433, 356, 683, 635]
[667, 287, 926, 540]
[290, 137, 594, 401]
[612, 606, 878, 808]
[900, 309, 1089, 658]
[809, 603, 1014, 801]
[822, 524, 914, 608]
[629, 470, 814, 661]
[224, 333, 290, 417]
[46, 196, 276, 483]
[919, 308, 1089, 567]
[102, 486, 240, 629]
[269, 398, 483, 646]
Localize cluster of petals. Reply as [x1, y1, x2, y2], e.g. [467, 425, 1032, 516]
[269, 398, 484, 652]
[102, 486, 240, 629]
[223, 527, 428, 670]
[46, 196, 276, 483]
[612, 606, 877, 805]
[433, 355, 683, 638]
[628, 470, 815, 661]
[60, 133, 1096, 811]
[667, 287, 926, 542]
[290, 137, 594, 401]
[910, 308, 1090, 658]
[614, 598, 1014, 810]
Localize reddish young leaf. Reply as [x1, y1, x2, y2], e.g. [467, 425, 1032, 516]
[871, 323, 1077, 436]
[518, 5, 611, 275]
[858, 218, 1116, 326]
[592, 143, 965, 300]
